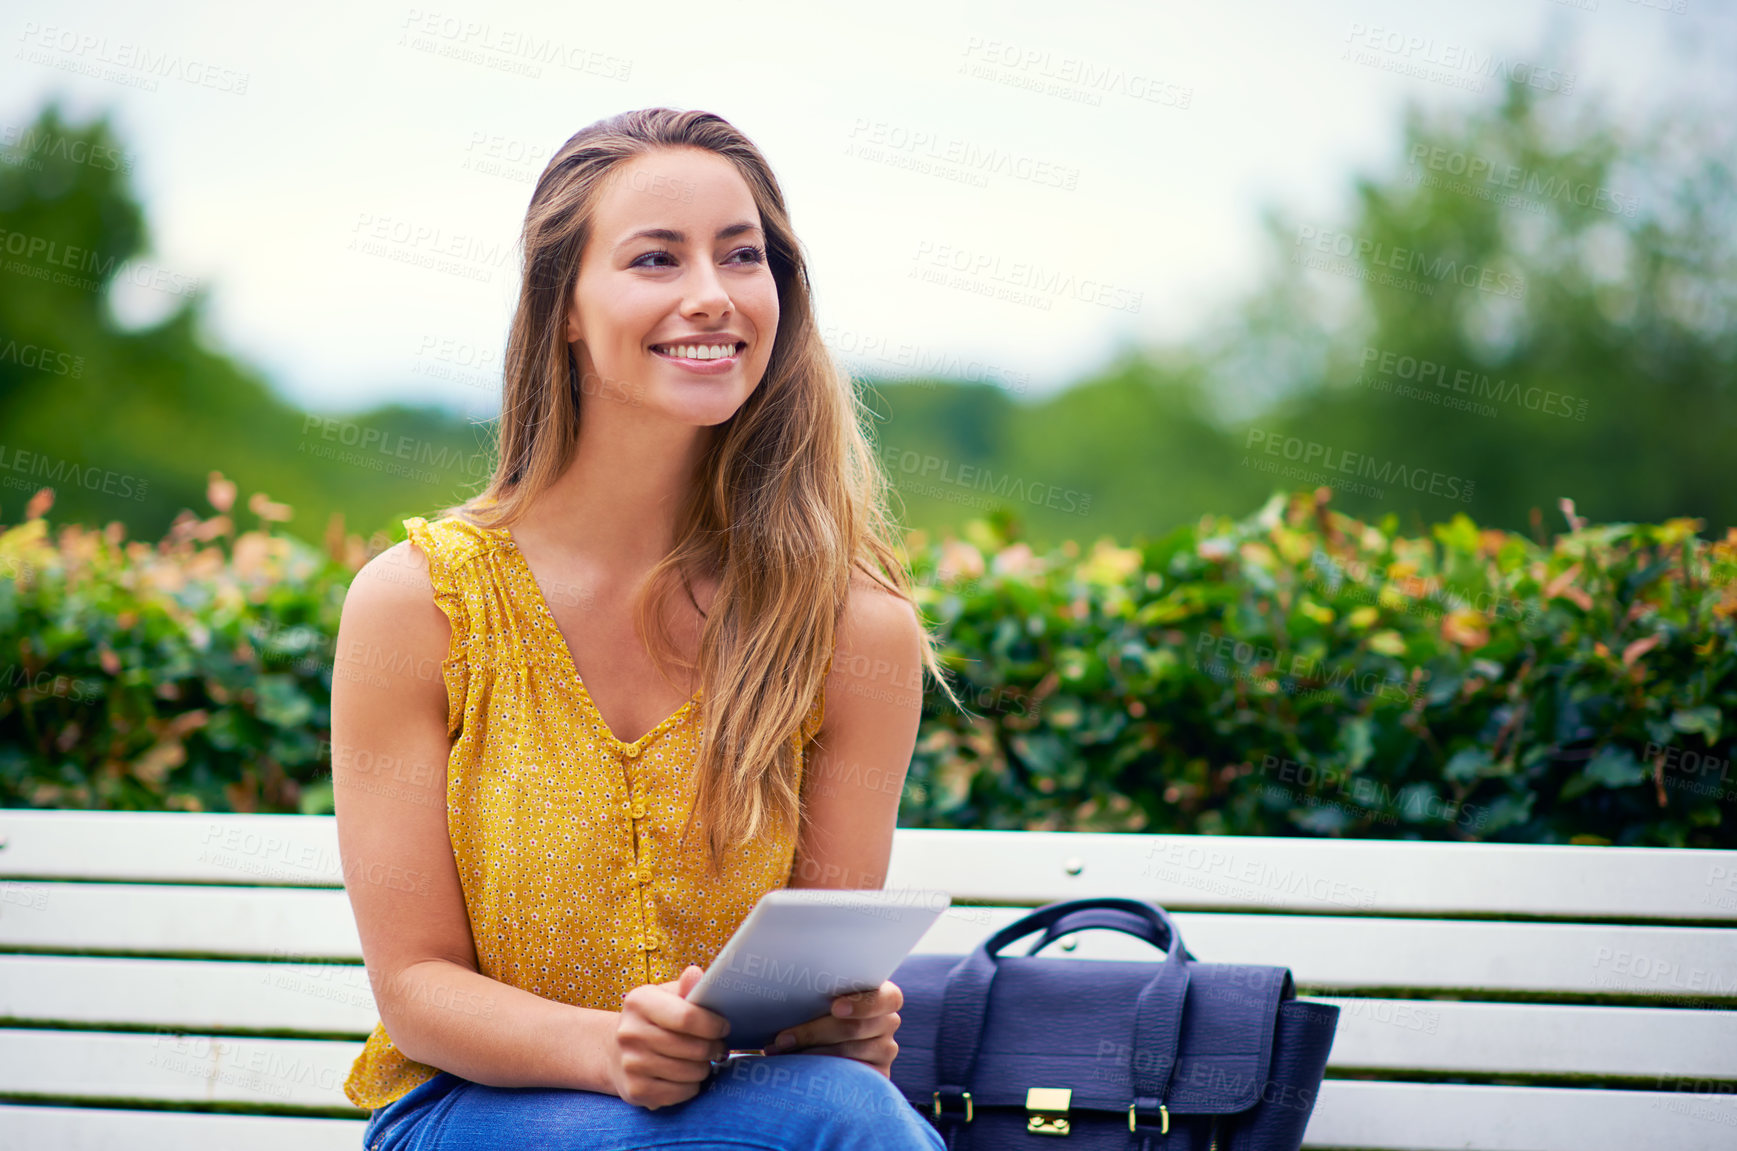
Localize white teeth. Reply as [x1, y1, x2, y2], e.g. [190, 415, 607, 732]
[656, 343, 738, 361]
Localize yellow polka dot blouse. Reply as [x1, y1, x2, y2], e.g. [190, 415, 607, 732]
[342, 515, 826, 1111]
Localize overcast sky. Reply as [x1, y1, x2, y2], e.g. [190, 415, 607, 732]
[4, 0, 1731, 420]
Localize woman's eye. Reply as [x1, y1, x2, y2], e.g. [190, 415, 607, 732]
[631, 246, 765, 269]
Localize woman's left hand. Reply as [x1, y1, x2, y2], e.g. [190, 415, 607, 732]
[765, 980, 903, 1077]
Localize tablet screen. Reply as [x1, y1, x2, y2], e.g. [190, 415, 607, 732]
[685, 886, 952, 1051]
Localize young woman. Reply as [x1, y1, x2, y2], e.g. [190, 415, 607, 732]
[330, 107, 959, 1149]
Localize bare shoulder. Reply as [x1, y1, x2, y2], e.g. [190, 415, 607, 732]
[823, 568, 925, 731]
[837, 567, 922, 654]
[335, 541, 451, 692]
[347, 539, 434, 609]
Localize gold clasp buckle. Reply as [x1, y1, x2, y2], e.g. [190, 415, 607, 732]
[1026, 1087, 1072, 1135]
[933, 1089, 973, 1123]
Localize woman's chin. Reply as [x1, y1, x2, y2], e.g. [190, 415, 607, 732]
[646, 382, 757, 427]
[632, 396, 745, 429]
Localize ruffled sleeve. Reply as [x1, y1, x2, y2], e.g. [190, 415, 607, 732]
[403, 516, 471, 740]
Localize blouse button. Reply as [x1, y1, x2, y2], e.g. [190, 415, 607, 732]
[630, 801, 648, 820]
[622, 744, 642, 759]
[635, 867, 653, 884]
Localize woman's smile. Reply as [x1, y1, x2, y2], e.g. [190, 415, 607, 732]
[650, 339, 748, 374]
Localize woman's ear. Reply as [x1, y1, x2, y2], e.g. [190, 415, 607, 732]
[565, 293, 583, 344]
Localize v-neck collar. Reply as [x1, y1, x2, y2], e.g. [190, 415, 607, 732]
[495, 526, 701, 751]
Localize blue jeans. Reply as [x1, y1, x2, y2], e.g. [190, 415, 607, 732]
[361, 1053, 948, 1150]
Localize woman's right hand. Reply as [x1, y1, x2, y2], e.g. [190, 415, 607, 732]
[608, 964, 732, 1110]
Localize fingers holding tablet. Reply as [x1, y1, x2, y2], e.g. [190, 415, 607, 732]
[610, 964, 734, 1109]
[768, 977, 906, 1076]
[833, 978, 904, 1019]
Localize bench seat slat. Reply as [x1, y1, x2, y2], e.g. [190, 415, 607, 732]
[4, 957, 1735, 1081]
[5, 812, 1735, 923]
[1314, 997, 1737, 1079]
[1304, 1078, 1737, 1151]
[2, 1068, 1735, 1151]
[6, 885, 1733, 1000]
[930, 910, 1737, 1000]
[0, 955, 377, 1036]
[0, 1104, 366, 1151]
[0, 1028, 361, 1109]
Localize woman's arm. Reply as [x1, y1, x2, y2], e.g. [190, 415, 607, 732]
[778, 573, 928, 1072]
[332, 541, 626, 1092]
[788, 573, 927, 892]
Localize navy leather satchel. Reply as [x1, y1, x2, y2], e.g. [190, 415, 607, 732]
[888, 897, 1338, 1150]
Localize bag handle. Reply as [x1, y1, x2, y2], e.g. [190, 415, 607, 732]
[932, 898, 1193, 1128]
[1022, 905, 1198, 960]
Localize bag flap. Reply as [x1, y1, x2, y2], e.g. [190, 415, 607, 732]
[889, 953, 1290, 1115]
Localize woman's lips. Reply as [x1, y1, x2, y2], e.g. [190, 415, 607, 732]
[651, 343, 745, 375]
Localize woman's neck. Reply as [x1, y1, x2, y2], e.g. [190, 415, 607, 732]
[516, 412, 714, 577]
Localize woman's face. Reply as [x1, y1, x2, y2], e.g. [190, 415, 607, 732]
[566, 145, 780, 428]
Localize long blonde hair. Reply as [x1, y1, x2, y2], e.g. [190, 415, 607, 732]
[438, 107, 959, 875]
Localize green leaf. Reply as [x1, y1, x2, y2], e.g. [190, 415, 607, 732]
[1671, 707, 1722, 743]
[299, 779, 335, 816]
[254, 675, 314, 729]
[1337, 718, 1374, 771]
[1444, 747, 1495, 783]
[1561, 746, 1648, 800]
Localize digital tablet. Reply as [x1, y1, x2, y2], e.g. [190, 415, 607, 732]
[685, 886, 952, 1052]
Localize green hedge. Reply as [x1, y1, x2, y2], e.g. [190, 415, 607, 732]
[3, 483, 1733, 847]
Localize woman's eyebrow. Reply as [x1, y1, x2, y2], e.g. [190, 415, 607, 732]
[616, 222, 762, 250]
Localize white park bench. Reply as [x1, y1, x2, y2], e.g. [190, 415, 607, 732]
[1, 808, 1734, 1150]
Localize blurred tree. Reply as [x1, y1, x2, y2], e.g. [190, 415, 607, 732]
[0, 101, 489, 546]
[1219, 79, 1737, 537]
